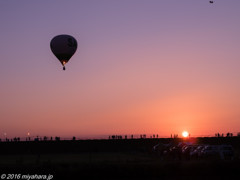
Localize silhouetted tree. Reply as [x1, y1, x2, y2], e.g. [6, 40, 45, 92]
[72, 136, 76, 140]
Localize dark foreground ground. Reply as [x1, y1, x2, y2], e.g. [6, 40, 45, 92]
[1, 137, 240, 180]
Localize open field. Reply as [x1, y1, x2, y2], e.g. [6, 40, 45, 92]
[1, 137, 240, 179]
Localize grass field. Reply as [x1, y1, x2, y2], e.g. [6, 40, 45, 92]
[1, 138, 240, 179]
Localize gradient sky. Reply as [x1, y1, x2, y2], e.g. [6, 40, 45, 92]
[1, 0, 240, 139]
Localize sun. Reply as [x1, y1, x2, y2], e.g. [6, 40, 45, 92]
[182, 131, 189, 138]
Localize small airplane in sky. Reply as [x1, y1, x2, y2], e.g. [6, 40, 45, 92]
[209, 1, 214, 3]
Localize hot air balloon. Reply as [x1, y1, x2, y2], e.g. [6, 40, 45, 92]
[50, 34, 78, 70]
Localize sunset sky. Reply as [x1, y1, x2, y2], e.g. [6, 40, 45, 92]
[1, 0, 240, 139]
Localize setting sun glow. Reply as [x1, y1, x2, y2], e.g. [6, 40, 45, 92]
[182, 131, 189, 138]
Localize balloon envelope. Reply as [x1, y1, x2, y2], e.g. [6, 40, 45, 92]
[50, 34, 78, 66]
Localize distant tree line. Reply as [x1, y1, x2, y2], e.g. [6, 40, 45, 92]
[1, 132, 240, 142]
[108, 134, 161, 140]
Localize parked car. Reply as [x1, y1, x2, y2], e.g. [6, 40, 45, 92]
[218, 145, 234, 160]
[190, 145, 206, 159]
[200, 145, 219, 158]
[182, 145, 198, 160]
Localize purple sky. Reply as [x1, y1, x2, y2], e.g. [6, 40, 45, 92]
[1, 0, 240, 139]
